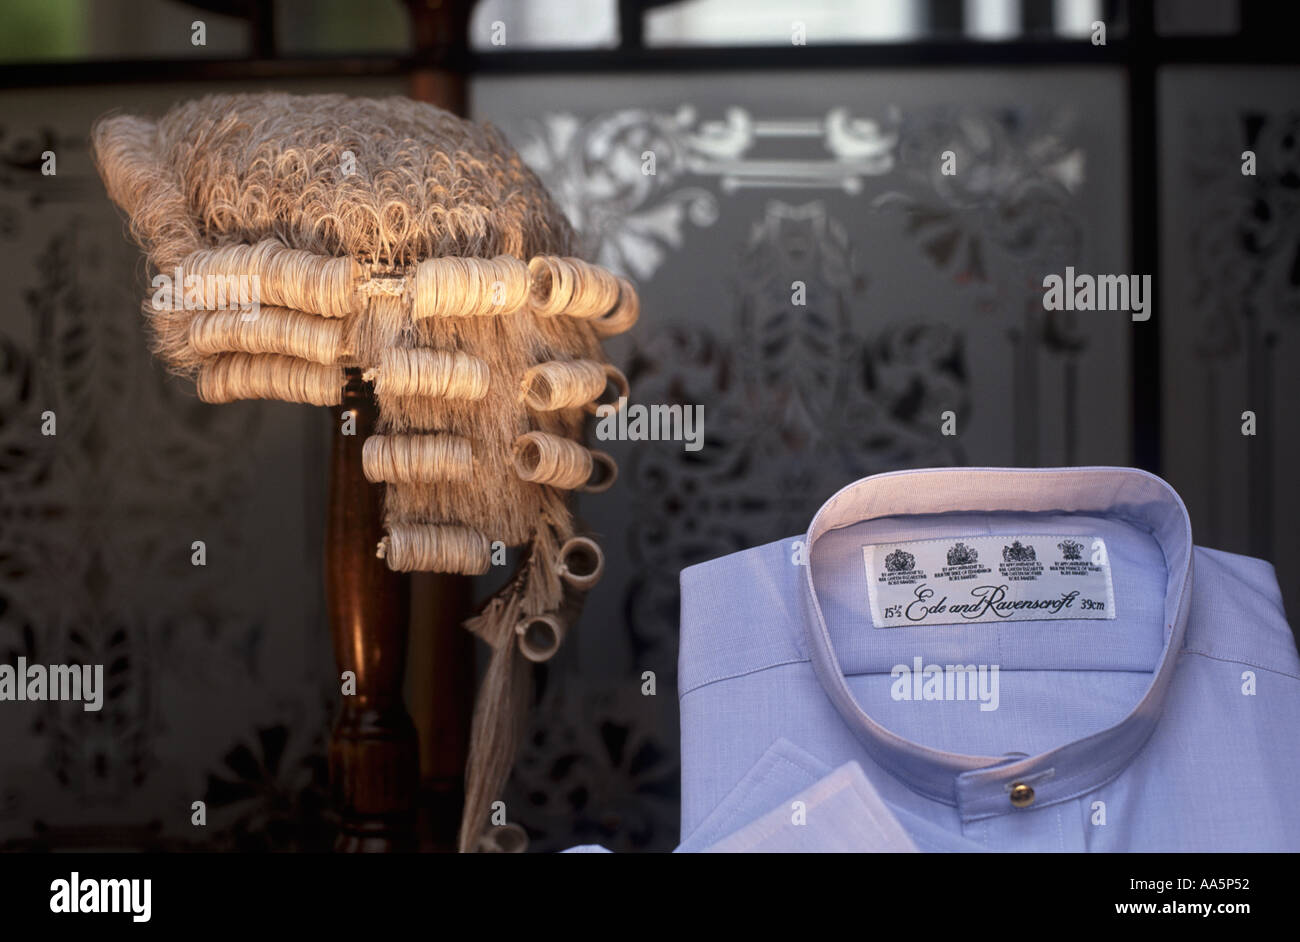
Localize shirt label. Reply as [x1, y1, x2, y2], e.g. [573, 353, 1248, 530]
[863, 535, 1115, 628]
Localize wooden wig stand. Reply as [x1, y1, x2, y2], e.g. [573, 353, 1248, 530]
[327, 372, 417, 851]
[326, 1, 474, 853]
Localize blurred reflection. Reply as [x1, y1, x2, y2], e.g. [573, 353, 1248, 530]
[645, 0, 923, 45]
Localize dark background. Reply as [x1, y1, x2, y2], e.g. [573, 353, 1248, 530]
[0, 0, 1295, 853]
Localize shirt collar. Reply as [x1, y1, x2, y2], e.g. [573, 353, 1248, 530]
[799, 466, 1195, 819]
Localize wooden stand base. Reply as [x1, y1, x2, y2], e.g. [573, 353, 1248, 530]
[326, 370, 417, 852]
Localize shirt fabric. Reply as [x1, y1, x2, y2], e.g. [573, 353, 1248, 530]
[565, 738, 922, 853]
[697, 754, 919, 853]
[677, 738, 986, 853]
[678, 467, 1300, 852]
[563, 738, 969, 853]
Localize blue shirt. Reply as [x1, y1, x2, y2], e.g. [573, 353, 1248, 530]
[678, 467, 1300, 851]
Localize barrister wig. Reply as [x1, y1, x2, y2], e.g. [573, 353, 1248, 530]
[91, 92, 637, 852]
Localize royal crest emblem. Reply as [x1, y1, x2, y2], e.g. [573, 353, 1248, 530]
[885, 549, 916, 572]
[947, 542, 978, 566]
[1002, 541, 1037, 562]
[1058, 539, 1083, 560]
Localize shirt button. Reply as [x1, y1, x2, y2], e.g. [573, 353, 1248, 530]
[1009, 783, 1035, 808]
